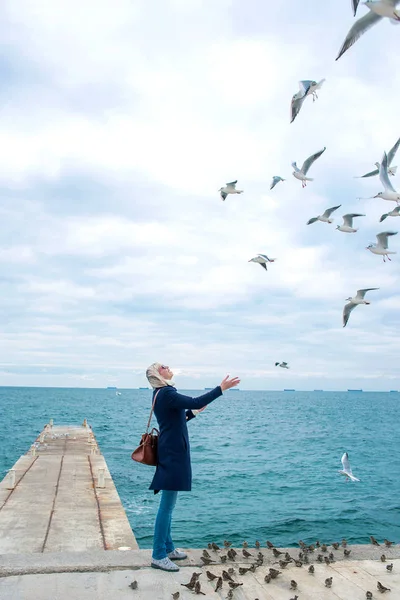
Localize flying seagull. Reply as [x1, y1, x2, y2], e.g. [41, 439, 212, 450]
[336, 1, 400, 61]
[270, 176, 285, 190]
[249, 254, 276, 271]
[352, 0, 361, 16]
[336, 213, 365, 233]
[307, 204, 341, 225]
[292, 147, 326, 188]
[375, 152, 400, 203]
[275, 362, 289, 369]
[380, 206, 400, 222]
[357, 136, 400, 178]
[339, 452, 360, 482]
[343, 288, 379, 327]
[219, 180, 243, 201]
[366, 231, 398, 261]
[290, 80, 325, 123]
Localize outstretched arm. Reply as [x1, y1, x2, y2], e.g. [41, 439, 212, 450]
[166, 386, 222, 410]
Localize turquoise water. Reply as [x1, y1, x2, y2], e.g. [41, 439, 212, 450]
[1, 387, 399, 548]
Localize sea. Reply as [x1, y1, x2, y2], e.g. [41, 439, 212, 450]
[1, 387, 399, 549]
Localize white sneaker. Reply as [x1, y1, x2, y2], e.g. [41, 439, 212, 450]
[167, 549, 187, 560]
[151, 557, 180, 572]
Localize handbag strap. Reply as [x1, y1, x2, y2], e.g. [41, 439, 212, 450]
[146, 389, 160, 432]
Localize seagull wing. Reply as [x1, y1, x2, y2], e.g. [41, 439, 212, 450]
[336, 11, 382, 61]
[359, 167, 379, 178]
[291, 94, 306, 123]
[258, 254, 270, 261]
[259, 262, 267, 271]
[270, 177, 278, 190]
[379, 152, 396, 192]
[307, 216, 319, 225]
[301, 147, 326, 175]
[343, 302, 356, 327]
[220, 191, 227, 201]
[352, 0, 360, 16]
[226, 180, 237, 188]
[322, 205, 341, 218]
[341, 452, 353, 474]
[281, 362, 288, 367]
[387, 136, 400, 165]
[343, 213, 365, 227]
[376, 231, 398, 249]
[355, 288, 379, 300]
[299, 80, 314, 96]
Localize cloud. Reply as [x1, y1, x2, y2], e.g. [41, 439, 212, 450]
[0, 1, 400, 390]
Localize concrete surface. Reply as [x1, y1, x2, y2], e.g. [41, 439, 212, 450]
[0, 424, 138, 554]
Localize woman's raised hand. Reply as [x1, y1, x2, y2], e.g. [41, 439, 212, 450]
[219, 375, 241, 392]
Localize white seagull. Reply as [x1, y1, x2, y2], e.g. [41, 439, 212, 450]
[339, 452, 360, 482]
[336, 1, 400, 61]
[336, 213, 365, 233]
[380, 205, 400, 222]
[375, 152, 400, 203]
[275, 362, 289, 369]
[270, 176, 285, 190]
[249, 254, 276, 271]
[366, 230, 398, 261]
[357, 136, 400, 178]
[290, 80, 325, 123]
[219, 180, 243, 201]
[292, 147, 326, 188]
[307, 204, 341, 225]
[343, 287, 379, 327]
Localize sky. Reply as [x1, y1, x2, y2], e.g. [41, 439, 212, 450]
[1, 0, 400, 391]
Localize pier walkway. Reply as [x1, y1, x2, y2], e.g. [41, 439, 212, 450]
[0, 423, 399, 599]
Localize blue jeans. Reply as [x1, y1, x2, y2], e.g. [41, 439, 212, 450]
[152, 490, 178, 560]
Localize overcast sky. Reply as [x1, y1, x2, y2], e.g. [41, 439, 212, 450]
[1, 0, 400, 391]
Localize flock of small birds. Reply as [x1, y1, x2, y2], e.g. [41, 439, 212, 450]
[219, 3, 400, 333]
[124, 537, 398, 599]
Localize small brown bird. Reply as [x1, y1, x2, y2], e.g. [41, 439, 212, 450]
[308, 565, 315, 574]
[325, 577, 333, 588]
[200, 556, 215, 565]
[370, 536, 380, 546]
[255, 557, 263, 567]
[332, 542, 339, 550]
[226, 590, 233, 600]
[239, 567, 250, 575]
[222, 570, 234, 582]
[316, 540, 320, 548]
[264, 573, 271, 583]
[308, 544, 315, 552]
[298, 551, 304, 560]
[342, 538, 347, 547]
[321, 543, 328, 552]
[172, 593, 180, 600]
[384, 539, 394, 548]
[377, 581, 390, 593]
[181, 580, 196, 590]
[223, 540, 232, 548]
[303, 554, 309, 564]
[266, 540, 275, 548]
[285, 552, 293, 562]
[269, 568, 281, 579]
[230, 548, 237, 556]
[366, 592, 373, 599]
[248, 564, 256, 572]
[211, 542, 220, 551]
[290, 580, 298, 589]
[227, 549, 236, 561]
[208, 543, 213, 549]
[290, 596, 299, 600]
[220, 555, 227, 563]
[227, 567, 235, 574]
[273, 548, 284, 557]
[228, 582, 243, 589]
[386, 563, 393, 572]
[202, 549, 211, 558]
[317, 554, 323, 562]
[324, 557, 331, 566]
[194, 581, 205, 595]
[294, 560, 303, 567]
[344, 549, 352, 557]
[257, 551, 264, 560]
[242, 548, 252, 558]
[255, 540, 260, 548]
[214, 577, 223, 593]
[329, 552, 335, 561]
[129, 580, 138, 589]
[279, 560, 290, 568]
[380, 554, 386, 562]
[298, 540, 306, 549]
[206, 571, 218, 581]
[242, 541, 248, 548]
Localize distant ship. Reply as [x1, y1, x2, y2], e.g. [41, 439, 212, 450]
[139, 387, 149, 390]
[284, 389, 295, 391]
[314, 389, 323, 392]
[204, 387, 213, 390]
[229, 388, 240, 391]
[107, 386, 117, 389]
[348, 389, 363, 392]
[389, 390, 398, 393]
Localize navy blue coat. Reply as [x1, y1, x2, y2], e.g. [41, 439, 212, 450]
[149, 385, 222, 492]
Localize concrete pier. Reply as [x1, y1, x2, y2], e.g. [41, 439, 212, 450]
[0, 424, 399, 599]
[0, 423, 138, 554]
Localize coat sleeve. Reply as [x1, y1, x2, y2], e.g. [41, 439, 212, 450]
[164, 386, 223, 410]
[186, 410, 196, 422]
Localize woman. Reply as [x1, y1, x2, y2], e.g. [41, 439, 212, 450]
[145, 362, 240, 572]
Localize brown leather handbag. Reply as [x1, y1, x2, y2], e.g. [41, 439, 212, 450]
[131, 390, 160, 466]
